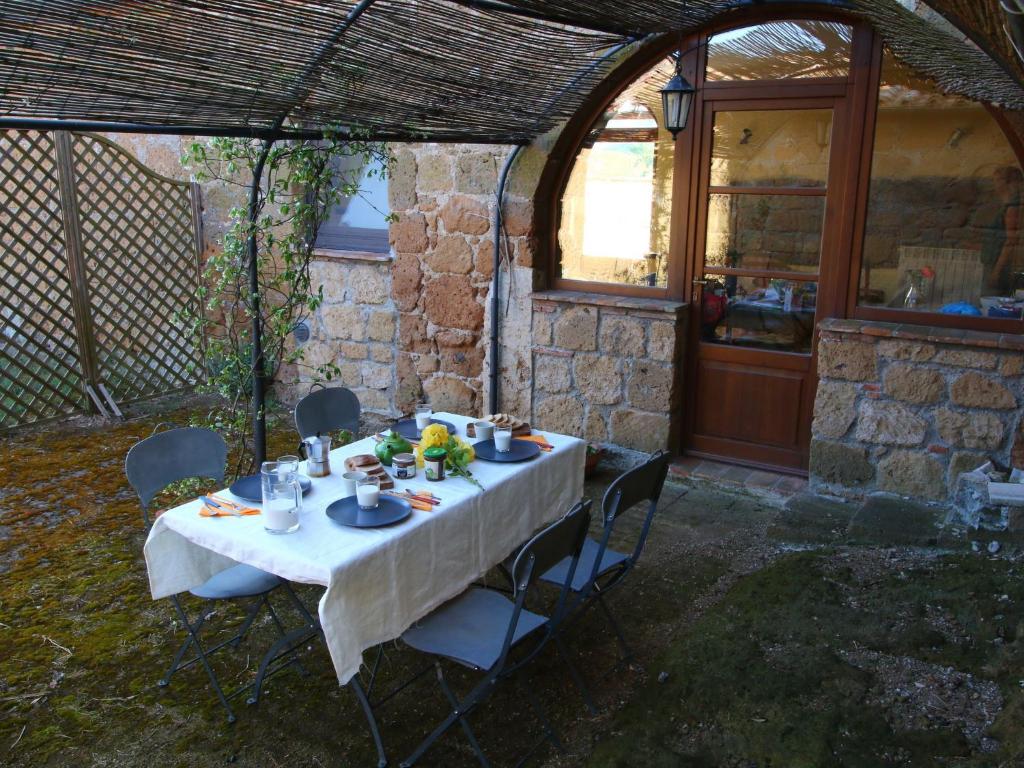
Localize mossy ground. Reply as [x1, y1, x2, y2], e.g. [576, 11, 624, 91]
[1, 403, 1023, 766]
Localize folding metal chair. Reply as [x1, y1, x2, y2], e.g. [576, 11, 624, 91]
[397, 500, 592, 768]
[294, 385, 361, 438]
[126, 425, 314, 723]
[538, 450, 670, 710]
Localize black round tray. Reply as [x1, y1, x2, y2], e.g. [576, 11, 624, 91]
[392, 417, 457, 441]
[229, 473, 312, 503]
[473, 438, 541, 463]
[325, 495, 412, 528]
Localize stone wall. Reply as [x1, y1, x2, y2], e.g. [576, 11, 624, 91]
[287, 254, 399, 415]
[810, 319, 1024, 504]
[530, 291, 686, 452]
[387, 142, 542, 419]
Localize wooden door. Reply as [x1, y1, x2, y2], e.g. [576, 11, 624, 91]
[684, 98, 848, 472]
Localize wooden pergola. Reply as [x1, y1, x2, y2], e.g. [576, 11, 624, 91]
[2, 0, 1021, 461]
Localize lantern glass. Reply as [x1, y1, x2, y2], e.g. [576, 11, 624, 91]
[661, 72, 695, 137]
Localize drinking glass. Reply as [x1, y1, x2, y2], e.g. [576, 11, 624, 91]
[261, 460, 301, 534]
[356, 476, 381, 510]
[415, 403, 433, 430]
[494, 428, 513, 453]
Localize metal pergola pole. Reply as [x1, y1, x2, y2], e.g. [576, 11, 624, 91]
[248, 140, 274, 468]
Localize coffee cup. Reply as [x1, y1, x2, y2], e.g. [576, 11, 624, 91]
[342, 470, 368, 497]
[474, 420, 495, 441]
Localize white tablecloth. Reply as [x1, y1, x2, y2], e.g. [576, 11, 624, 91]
[144, 413, 585, 684]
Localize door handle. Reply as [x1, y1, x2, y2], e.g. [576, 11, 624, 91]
[692, 278, 708, 285]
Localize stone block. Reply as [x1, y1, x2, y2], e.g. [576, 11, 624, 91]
[877, 339, 935, 362]
[535, 394, 585, 436]
[817, 338, 877, 381]
[553, 306, 597, 351]
[338, 341, 367, 360]
[534, 353, 571, 393]
[854, 400, 927, 446]
[399, 312, 433, 354]
[474, 239, 495, 280]
[440, 195, 490, 236]
[300, 339, 337, 371]
[415, 354, 439, 376]
[438, 341, 484, 378]
[417, 153, 452, 193]
[370, 344, 393, 364]
[610, 409, 671, 453]
[366, 311, 396, 343]
[648, 322, 676, 362]
[532, 311, 553, 347]
[877, 451, 946, 500]
[361, 362, 392, 390]
[349, 265, 388, 304]
[454, 152, 498, 195]
[812, 381, 858, 439]
[395, 353, 421, 411]
[502, 199, 533, 238]
[425, 235, 473, 274]
[949, 451, 988, 491]
[357, 387, 392, 412]
[1000, 354, 1024, 377]
[599, 315, 645, 354]
[809, 439, 874, 486]
[423, 274, 484, 331]
[389, 211, 428, 253]
[935, 407, 1005, 449]
[391, 251, 422, 313]
[423, 375, 477, 414]
[574, 354, 622, 405]
[318, 263, 347, 304]
[950, 371, 1016, 409]
[627, 362, 673, 411]
[882, 364, 944, 404]
[336, 361, 362, 388]
[585, 410, 608, 442]
[321, 304, 365, 341]
[387, 149, 417, 211]
[933, 348, 998, 369]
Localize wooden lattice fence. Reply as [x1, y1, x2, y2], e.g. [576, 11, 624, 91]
[0, 130, 204, 430]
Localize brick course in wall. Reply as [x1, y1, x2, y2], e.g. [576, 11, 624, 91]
[810, 318, 1024, 504]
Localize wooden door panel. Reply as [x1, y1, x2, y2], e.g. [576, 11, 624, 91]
[693, 358, 806, 449]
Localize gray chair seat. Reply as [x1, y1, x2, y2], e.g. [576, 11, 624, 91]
[190, 563, 282, 600]
[402, 588, 548, 670]
[539, 537, 629, 593]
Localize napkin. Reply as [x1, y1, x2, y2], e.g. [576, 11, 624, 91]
[516, 434, 554, 452]
[198, 495, 260, 517]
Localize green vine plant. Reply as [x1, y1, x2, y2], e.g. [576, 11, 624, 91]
[180, 134, 393, 476]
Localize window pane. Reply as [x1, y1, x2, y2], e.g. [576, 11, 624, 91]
[317, 156, 390, 253]
[711, 110, 832, 188]
[706, 21, 852, 81]
[700, 275, 817, 353]
[559, 57, 675, 287]
[705, 193, 824, 273]
[859, 51, 1024, 319]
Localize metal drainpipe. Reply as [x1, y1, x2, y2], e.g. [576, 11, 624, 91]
[489, 145, 524, 415]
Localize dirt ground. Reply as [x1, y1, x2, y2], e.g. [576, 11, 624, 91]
[2, 403, 1024, 767]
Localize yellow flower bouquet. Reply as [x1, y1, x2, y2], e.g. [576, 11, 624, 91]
[415, 424, 483, 489]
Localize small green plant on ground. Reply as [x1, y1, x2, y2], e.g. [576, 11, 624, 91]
[181, 134, 392, 476]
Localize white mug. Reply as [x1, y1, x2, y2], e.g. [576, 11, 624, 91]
[474, 420, 495, 441]
[342, 470, 368, 497]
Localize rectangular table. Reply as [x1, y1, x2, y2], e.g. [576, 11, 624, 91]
[144, 413, 586, 685]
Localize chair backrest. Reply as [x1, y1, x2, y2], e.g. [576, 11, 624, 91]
[589, 450, 670, 587]
[499, 500, 591, 672]
[124, 426, 227, 527]
[294, 387, 361, 439]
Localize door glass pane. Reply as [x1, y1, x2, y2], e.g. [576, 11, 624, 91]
[711, 110, 833, 188]
[558, 56, 675, 288]
[859, 50, 1024, 319]
[705, 193, 824, 273]
[706, 21, 852, 81]
[700, 275, 817, 353]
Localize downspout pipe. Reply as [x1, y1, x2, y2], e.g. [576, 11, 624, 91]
[489, 145, 523, 416]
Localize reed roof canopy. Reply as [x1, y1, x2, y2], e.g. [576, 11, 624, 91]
[0, 0, 1022, 145]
